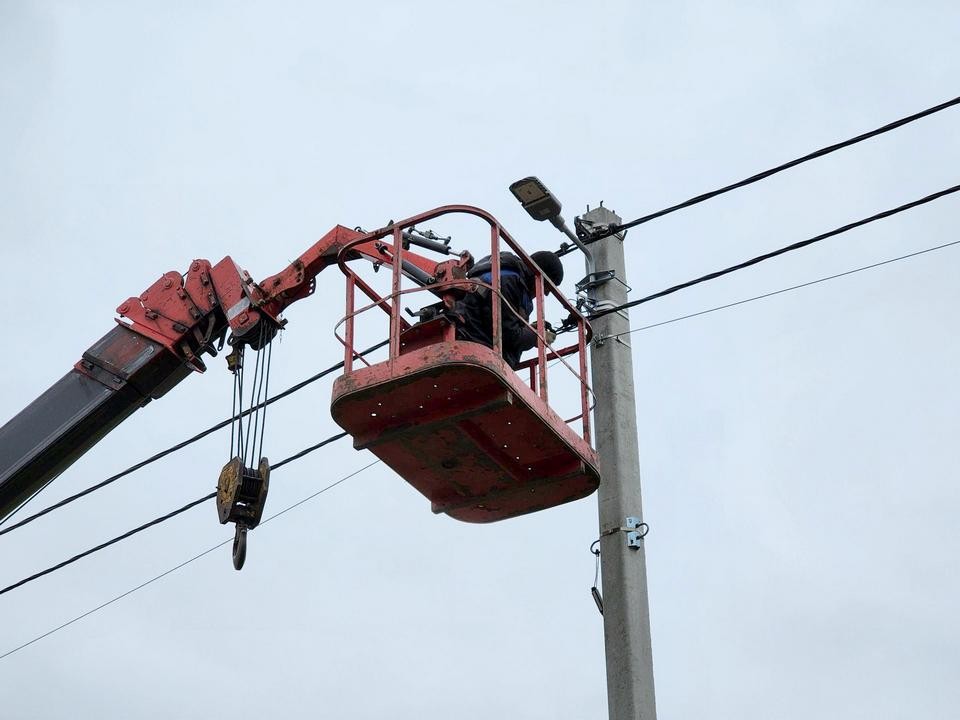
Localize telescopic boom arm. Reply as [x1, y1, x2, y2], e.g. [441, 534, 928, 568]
[0, 222, 468, 521]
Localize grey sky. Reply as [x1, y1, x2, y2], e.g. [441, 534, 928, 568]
[1, 2, 958, 718]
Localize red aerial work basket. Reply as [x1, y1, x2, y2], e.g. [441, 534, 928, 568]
[329, 206, 599, 523]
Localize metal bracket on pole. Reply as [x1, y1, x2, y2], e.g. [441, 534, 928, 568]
[625, 517, 649, 548]
[576, 271, 632, 333]
[601, 516, 650, 549]
[593, 332, 632, 349]
[576, 270, 632, 295]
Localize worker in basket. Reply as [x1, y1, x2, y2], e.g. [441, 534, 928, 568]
[456, 250, 565, 369]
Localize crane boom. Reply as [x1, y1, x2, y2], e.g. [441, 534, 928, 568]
[0, 326, 191, 519]
[0, 222, 467, 521]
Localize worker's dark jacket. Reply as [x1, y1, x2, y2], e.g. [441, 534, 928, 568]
[456, 253, 537, 369]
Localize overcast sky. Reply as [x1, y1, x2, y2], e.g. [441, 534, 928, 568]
[1, 2, 958, 718]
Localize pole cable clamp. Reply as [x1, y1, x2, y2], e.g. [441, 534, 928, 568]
[600, 516, 650, 548]
[589, 539, 603, 615]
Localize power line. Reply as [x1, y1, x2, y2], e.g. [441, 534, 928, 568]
[5, 225, 954, 662]
[0, 459, 380, 662]
[0, 479, 56, 529]
[0, 431, 349, 597]
[577, 94, 960, 243]
[14, 231, 951, 596]
[0, 541, 232, 661]
[606, 239, 960, 338]
[0, 493, 215, 597]
[0, 340, 387, 538]
[7, 201, 954, 639]
[548, 238, 958, 368]
[590, 183, 960, 319]
[271, 432, 347, 471]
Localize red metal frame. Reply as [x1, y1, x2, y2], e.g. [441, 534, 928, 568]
[334, 205, 594, 444]
[97, 221, 468, 384]
[336, 205, 592, 443]
[330, 339, 599, 522]
[97, 203, 594, 449]
[329, 206, 599, 522]
[41, 203, 597, 527]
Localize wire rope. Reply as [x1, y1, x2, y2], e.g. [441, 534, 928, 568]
[0, 340, 388, 538]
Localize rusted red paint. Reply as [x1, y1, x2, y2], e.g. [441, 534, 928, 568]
[331, 341, 600, 523]
[330, 205, 599, 523]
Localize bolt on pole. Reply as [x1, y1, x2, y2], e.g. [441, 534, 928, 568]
[582, 205, 657, 720]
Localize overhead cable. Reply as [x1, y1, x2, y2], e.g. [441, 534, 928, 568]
[0, 431, 352, 597]
[0, 340, 388, 538]
[271, 432, 348, 471]
[606, 239, 960, 338]
[578, 94, 960, 244]
[0, 459, 380, 661]
[0, 493, 216, 597]
[0, 480, 56, 529]
[590, 183, 960, 319]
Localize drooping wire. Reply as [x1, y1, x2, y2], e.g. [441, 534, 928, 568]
[0, 339, 389, 538]
[589, 183, 960, 319]
[573, 94, 960, 245]
[0, 459, 381, 661]
[0, 430, 353, 597]
[589, 539, 603, 616]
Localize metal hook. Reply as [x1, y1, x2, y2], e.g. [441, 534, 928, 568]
[232, 526, 247, 571]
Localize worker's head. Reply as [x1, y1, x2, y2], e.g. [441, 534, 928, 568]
[530, 250, 564, 288]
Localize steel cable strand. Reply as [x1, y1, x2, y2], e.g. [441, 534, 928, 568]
[0, 340, 388, 538]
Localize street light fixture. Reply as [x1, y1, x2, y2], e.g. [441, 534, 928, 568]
[509, 176, 594, 272]
[509, 176, 563, 222]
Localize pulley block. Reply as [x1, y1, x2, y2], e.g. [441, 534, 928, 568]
[216, 456, 270, 570]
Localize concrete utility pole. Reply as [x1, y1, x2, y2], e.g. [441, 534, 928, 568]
[583, 205, 657, 720]
[506, 180, 656, 717]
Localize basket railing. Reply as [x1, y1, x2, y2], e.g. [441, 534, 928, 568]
[333, 205, 594, 444]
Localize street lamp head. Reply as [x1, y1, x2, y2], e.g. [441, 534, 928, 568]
[508, 175, 593, 272]
[509, 176, 563, 222]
